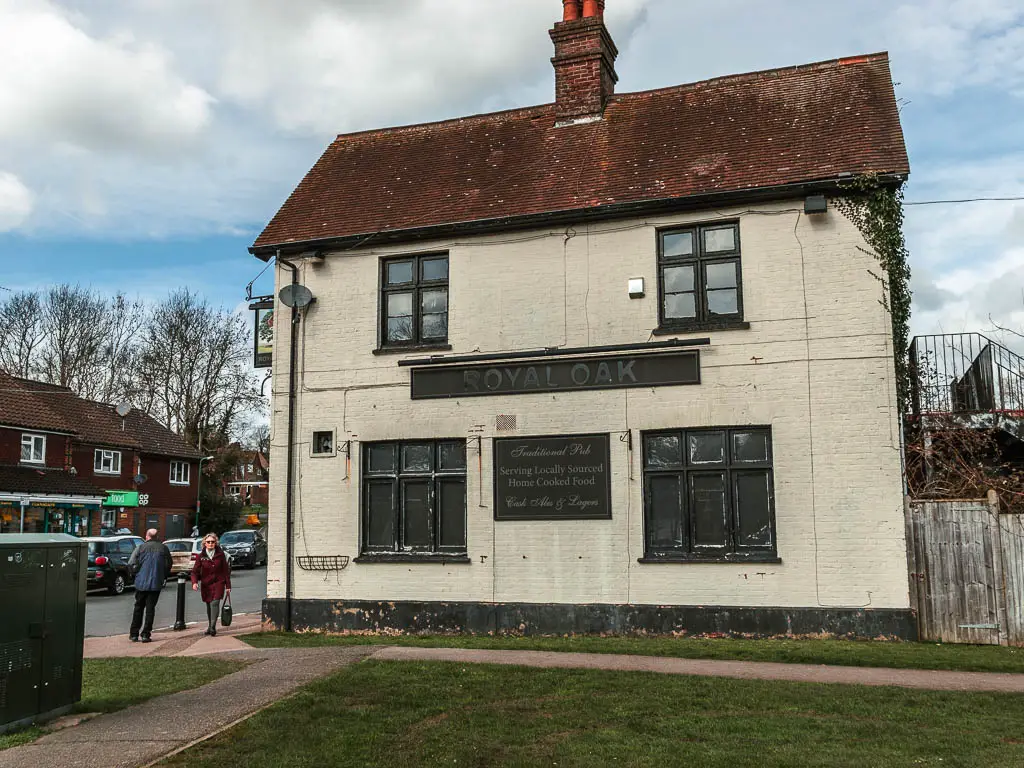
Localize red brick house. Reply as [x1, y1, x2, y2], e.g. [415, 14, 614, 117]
[0, 372, 201, 538]
[223, 450, 269, 507]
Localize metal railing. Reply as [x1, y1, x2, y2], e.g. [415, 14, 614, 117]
[909, 333, 1024, 417]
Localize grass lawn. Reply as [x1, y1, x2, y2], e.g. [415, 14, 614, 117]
[161, 660, 1024, 768]
[0, 657, 245, 752]
[243, 631, 1024, 674]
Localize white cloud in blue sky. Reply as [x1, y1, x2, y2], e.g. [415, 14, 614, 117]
[0, 0, 1022, 335]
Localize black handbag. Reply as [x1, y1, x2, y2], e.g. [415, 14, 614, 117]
[220, 593, 233, 627]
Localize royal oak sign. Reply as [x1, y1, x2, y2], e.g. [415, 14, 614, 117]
[409, 350, 700, 399]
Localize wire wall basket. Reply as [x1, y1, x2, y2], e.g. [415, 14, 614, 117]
[297, 555, 350, 571]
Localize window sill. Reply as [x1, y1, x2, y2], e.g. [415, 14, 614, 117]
[170, 482, 191, 487]
[94, 471, 121, 476]
[637, 555, 781, 564]
[652, 321, 750, 335]
[354, 554, 471, 565]
[373, 344, 452, 356]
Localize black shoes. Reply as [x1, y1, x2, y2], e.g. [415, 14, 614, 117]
[129, 635, 139, 642]
[140, 636, 152, 643]
[210, 627, 217, 636]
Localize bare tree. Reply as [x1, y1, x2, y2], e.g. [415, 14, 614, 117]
[243, 422, 270, 455]
[133, 290, 261, 446]
[0, 290, 45, 378]
[36, 285, 109, 392]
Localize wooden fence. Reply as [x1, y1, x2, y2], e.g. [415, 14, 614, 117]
[906, 492, 1024, 646]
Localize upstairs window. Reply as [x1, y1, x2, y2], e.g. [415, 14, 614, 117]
[170, 461, 190, 485]
[380, 254, 449, 347]
[94, 449, 122, 475]
[658, 222, 743, 330]
[21, 433, 45, 464]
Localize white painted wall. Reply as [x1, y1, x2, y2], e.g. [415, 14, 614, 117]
[263, 198, 909, 611]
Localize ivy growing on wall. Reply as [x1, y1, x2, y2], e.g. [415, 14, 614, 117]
[836, 176, 913, 413]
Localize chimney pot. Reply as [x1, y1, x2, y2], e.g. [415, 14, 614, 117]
[550, 0, 619, 122]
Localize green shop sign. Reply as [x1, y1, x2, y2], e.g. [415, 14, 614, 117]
[103, 490, 139, 507]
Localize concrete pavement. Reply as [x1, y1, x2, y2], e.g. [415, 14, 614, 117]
[83, 612, 262, 658]
[371, 645, 1024, 693]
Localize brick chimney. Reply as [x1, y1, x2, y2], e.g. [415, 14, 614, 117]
[550, 0, 618, 123]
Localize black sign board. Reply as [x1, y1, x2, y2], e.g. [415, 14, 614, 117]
[410, 350, 699, 399]
[494, 434, 612, 520]
[250, 299, 274, 369]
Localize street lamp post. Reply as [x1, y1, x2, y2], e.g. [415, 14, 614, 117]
[194, 455, 215, 536]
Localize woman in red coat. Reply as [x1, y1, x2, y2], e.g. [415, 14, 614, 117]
[191, 532, 231, 635]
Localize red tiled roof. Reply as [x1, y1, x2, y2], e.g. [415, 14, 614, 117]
[0, 464, 105, 497]
[0, 373, 75, 433]
[253, 53, 908, 253]
[127, 411, 202, 459]
[1, 374, 200, 458]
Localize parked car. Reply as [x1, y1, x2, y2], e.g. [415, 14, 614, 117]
[190, 538, 233, 567]
[164, 538, 196, 576]
[84, 535, 144, 594]
[218, 529, 267, 569]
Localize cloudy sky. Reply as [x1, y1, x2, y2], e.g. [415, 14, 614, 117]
[0, 0, 1022, 336]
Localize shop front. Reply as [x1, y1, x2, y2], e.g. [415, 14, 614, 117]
[0, 496, 104, 535]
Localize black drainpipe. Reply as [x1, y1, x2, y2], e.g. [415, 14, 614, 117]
[278, 251, 299, 632]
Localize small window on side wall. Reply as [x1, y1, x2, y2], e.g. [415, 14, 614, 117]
[658, 222, 743, 331]
[312, 430, 335, 457]
[380, 254, 449, 348]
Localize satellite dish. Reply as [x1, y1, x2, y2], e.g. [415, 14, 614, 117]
[278, 284, 315, 308]
[115, 402, 132, 417]
[134, 474, 148, 485]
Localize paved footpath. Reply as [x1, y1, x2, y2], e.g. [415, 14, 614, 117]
[83, 612, 264, 659]
[372, 646, 1024, 693]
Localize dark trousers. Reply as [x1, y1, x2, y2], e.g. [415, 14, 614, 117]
[130, 590, 161, 639]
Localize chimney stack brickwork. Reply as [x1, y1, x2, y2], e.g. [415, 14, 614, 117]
[550, 13, 618, 122]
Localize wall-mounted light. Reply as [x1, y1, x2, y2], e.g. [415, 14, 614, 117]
[804, 194, 828, 215]
[628, 278, 645, 298]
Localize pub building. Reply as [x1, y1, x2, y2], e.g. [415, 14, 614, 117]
[253, 1, 915, 638]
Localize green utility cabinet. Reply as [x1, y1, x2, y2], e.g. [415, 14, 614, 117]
[0, 534, 87, 733]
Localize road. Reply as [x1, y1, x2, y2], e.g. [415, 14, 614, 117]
[85, 566, 267, 637]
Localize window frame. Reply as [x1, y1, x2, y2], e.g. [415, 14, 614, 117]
[93, 448, 122, 475]
[311, 430, 336, 458]
[378, 253, 450, 349]
[20, 433, 46, 464]
[641, 426, 778, 563]
[359, 439, 468, 560]
[656, 222, 744, 332]
[169, 461, 191, 486]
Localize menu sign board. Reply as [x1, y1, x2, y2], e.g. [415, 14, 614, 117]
[494, 434, 612, 520]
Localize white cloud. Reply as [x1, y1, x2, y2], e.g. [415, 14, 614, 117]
[0, 0, 213, 156]
[211, 0, 649, 135]
[889, 0, 1024, 95]
[0, 172, 34, 231]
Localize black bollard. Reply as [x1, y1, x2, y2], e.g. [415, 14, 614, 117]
[173, 572, 187, 631]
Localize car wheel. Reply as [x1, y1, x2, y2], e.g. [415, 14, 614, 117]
[109, 574, 126, 595]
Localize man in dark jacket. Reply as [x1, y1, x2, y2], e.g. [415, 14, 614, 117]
[127, 529, 173, 642]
